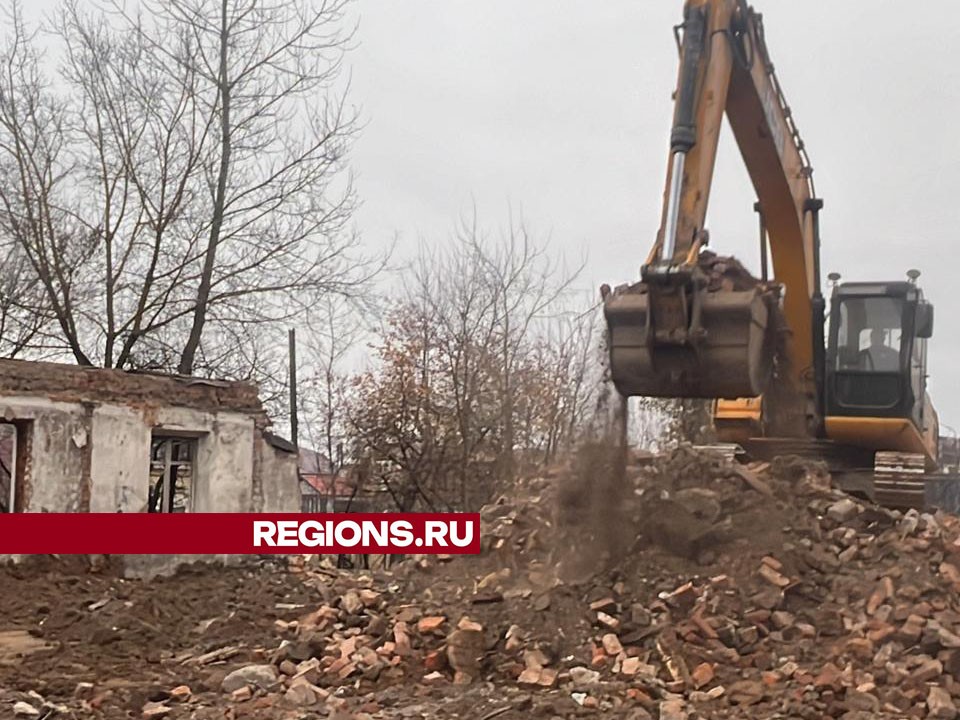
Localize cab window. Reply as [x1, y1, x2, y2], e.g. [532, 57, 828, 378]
[836, 297, 903, 372]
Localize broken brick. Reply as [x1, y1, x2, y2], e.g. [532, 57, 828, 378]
[620, 657, 651, 677]
[758, 563, 791, 588]
[518, 667, 557, 688]
[910, 657, 943, 683]
[417, 616, 446, 635]
[596, 611, 620, 630]
[423, 650, 447, 672]
[691, 662, 715, 689]
[867, 577, 894, 615]
[927, 685, 958, 720]
[813, 662, 843, 690]
[601, 633, 623, 656]
[826, 498, 860, 523]
[895, 615, 926, 644]
[727, 679, 764, 706]
[422, 671, 446, 685]
[168, 686, 191, 703]
[393, 622, 412, 655]
[589, 597, 617, 613]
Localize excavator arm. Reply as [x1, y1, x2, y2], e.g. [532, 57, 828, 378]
[604, 0, 956, 512]
[604, 0, 824, 432]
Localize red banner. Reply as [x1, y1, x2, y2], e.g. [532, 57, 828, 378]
[0, 513, 481, 554]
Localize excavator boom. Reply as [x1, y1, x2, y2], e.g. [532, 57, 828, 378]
[606, 0, 949, 512]
[604, 0, 822, 433]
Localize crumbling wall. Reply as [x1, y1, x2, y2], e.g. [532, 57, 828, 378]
[0, 395, 294, 514]
[89, 404, 151, 512]
[0, 359, 297, 516]
[184, 413, 255, 512]
[257, 438, 300, 512]
[0, 396, 87, 512]
[0, 358, 263, 414]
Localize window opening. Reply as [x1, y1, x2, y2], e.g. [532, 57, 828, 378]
[148, 436, 196, 513]
[835, 296, 904, 372]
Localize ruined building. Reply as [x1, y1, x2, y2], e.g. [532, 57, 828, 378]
[0, 359, 299, 514]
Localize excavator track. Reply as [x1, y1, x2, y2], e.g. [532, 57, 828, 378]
[741, 439, 960, 513]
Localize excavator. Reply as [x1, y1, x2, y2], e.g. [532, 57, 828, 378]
[603, 0, 958, 510]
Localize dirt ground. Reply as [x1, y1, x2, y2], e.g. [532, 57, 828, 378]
[0, 557, 316, 716]
[2, 445, 960, 719]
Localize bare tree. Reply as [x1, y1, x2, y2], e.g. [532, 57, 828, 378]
[406, 231, 501, 507]
[469, 215, 580, 479]
[0, 7, 98, 364]
[53, 0, 210, 368]
[299, 296, 359, 502]
[347, 216, 586, 511]
[0, 241, 54, 358]
[114, 0, 365, 375]
[0, 0, 376, 385]
[348, 304, 451, 511]
[513, 305, 599, 465]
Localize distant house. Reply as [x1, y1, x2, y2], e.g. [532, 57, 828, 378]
[299, 448, 357, 512]
[941, 435, 960, 473]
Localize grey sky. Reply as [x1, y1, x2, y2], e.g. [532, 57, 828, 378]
[19, 1, 960, 426]
[349, 1, 960, 427]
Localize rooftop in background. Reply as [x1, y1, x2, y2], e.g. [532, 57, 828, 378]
[0, 358, 263, 415]
[299, 447, 334, 476]
[299, 447, 355, 498]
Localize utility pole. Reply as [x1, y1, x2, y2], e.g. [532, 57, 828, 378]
[289, 328, 299, 450]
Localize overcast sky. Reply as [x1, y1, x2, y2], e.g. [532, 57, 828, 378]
[21, 1, 960, 427]
[348, 1, 960, 427]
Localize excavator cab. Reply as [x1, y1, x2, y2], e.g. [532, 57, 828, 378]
[824, 277, 936, 459]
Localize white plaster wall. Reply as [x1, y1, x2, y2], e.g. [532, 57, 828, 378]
[0, 396, 87, 512]
[0, 396, 279, 515]
[204, 414, 256, 512]
[258, 442, 300, 512]
[153, 407, 255, 512]
[89, 405, 151, 512]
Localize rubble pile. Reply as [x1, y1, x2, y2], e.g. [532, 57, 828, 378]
[365, 446, 960, 719]
[4, 447, 960, 718]
[609, 251, 765, 295]
[697, 250, 766, 292]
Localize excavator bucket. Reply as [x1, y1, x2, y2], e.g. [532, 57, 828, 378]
[603, 273, 778, 399]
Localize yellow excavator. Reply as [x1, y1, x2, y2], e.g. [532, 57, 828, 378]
[603, 0, 953, 510]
